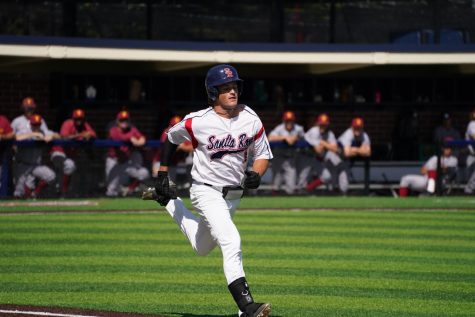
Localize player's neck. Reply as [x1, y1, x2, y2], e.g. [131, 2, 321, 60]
[213, 104, 242, 119]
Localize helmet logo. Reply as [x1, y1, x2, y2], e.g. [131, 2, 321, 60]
[223, 68, 234, 78]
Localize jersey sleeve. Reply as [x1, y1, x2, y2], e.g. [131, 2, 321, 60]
[60, 120, 72, 137]
[424, 156, 437, 170]
[338, 129, 352, 147]
[328, 131, 337, 143]
[363, 132, 371, 145]
[40, 119, 54, 136]
[0, 117, 13, 134]
[167, 117, 192, 145]
[131, 127, 145, 139]
[85, 122, 97, 138]
[253, 123, 273, 160]
[466, 122, 475, 140]
[304, 128, 320, 146]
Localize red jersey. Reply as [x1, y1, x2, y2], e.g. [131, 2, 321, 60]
[0, 115, 13, 137]
[55, 119, 97, 157]
[108, 125, 144, 162]
[153, 126, 191, 163]
[0, 115, 13, 158]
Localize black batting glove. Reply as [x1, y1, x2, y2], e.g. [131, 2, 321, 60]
[243, 170, 261, 189]
[155, 171, 170, 197]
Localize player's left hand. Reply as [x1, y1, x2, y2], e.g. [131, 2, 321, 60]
[242, 170, 261, 189]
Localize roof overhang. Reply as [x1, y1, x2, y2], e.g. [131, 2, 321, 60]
[0, 35, 475, 75]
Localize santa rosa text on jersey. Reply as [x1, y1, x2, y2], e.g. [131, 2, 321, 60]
[207, 133, 253, 159]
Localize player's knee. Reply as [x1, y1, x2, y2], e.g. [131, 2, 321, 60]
[63, 159, 76, 175]
[137, 168, 150, 181]
[400, 176, 409, 187]
[43, 169, 56, 183]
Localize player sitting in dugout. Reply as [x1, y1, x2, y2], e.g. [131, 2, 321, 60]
[51, 108, 97, 197]
[399, 139, 458, 197]
[268, 111, 305, 195]
[106, 110, 150, 197]
[13, 114, 60, 198]
[332, 117, 372, 194]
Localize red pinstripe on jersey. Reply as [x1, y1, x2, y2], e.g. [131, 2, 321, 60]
[185, 118, 198, 148]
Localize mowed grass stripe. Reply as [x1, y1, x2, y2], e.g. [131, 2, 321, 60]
[1, 264, 472, 283]
[2, 281, 474, 302]
[2, 238, 474, 255]
[0, 292, 474, 316]
[2, 272, 473, 295]
[1, 250, 473, 266]
[2, 244, 475, 261]
[3, 232, 473, 250]
[3, 214, 475, 229]
[3, 224, 475, 240]
[2, 210, 475, 225]
[0, 256, 473, 275]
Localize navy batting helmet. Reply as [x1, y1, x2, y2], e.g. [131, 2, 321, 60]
[205, 64, 243, 102]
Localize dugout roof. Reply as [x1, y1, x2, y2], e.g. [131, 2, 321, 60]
[1, 35, 475, 75]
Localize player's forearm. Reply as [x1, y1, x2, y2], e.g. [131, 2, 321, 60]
[159, 139, 178, 172]
[268, 135, 285, 142]
[358, 145, 371, 157]
[16, 133, 37, 141]
[252, 159, 269, 176]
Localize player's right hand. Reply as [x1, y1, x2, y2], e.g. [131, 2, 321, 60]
[155, 171, 171, 197]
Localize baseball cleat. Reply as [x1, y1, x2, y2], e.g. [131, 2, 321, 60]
[240, 303, 271, 317]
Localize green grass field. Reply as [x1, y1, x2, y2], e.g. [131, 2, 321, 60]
[1, 197, 475, 316]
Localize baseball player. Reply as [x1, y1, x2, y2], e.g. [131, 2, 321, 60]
[336, 117, 372, 194]
[53, 108, 97, 196]
[144, 65, 272, 317]
[464, 108, 475, 194]
[304, 114, 343, 191]
[106, 110, 150, 197]
[11, 97, 54, 138]
[399, 141, 457, 197]
[13, 114, 58, 198]
[268, 111, 304, 194]
[152, 115, 193, 187]
[0, 115, 14, 191]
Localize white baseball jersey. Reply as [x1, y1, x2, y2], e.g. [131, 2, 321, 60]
[424, 155, 458, 170]
[269, 123, 305, 139]
[465, 120, 475, 155]
[13, 117, 54, 165]
[338, 128, 371, 148]
[167, 105, 273, 187]
[304, 127, 341, 163]
[11, 115, 54, 136]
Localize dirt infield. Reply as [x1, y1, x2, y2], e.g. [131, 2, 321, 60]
[0, 304, 166, 317]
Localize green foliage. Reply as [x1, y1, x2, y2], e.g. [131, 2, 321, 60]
[0, 199, 474, 316]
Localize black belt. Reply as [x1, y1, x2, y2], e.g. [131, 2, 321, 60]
[203, 183, 243, 199]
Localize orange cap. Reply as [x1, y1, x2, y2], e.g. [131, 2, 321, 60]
[29, 114, 42, 126]
[117, 110, 130, 120]
[282, 111, 296, 122]
[351, 117, 364, 128]
[316, 113, 330, 125]
[22, 97, 36, 107]
[169, 115, 182, 126]
[72, 108, 85, 119]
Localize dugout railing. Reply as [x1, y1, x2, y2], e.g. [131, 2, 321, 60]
[0, 139, 423, 198]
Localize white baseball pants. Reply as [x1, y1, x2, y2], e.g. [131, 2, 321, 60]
[165, 183, 243, 284]
[400, 174, 428, 193]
